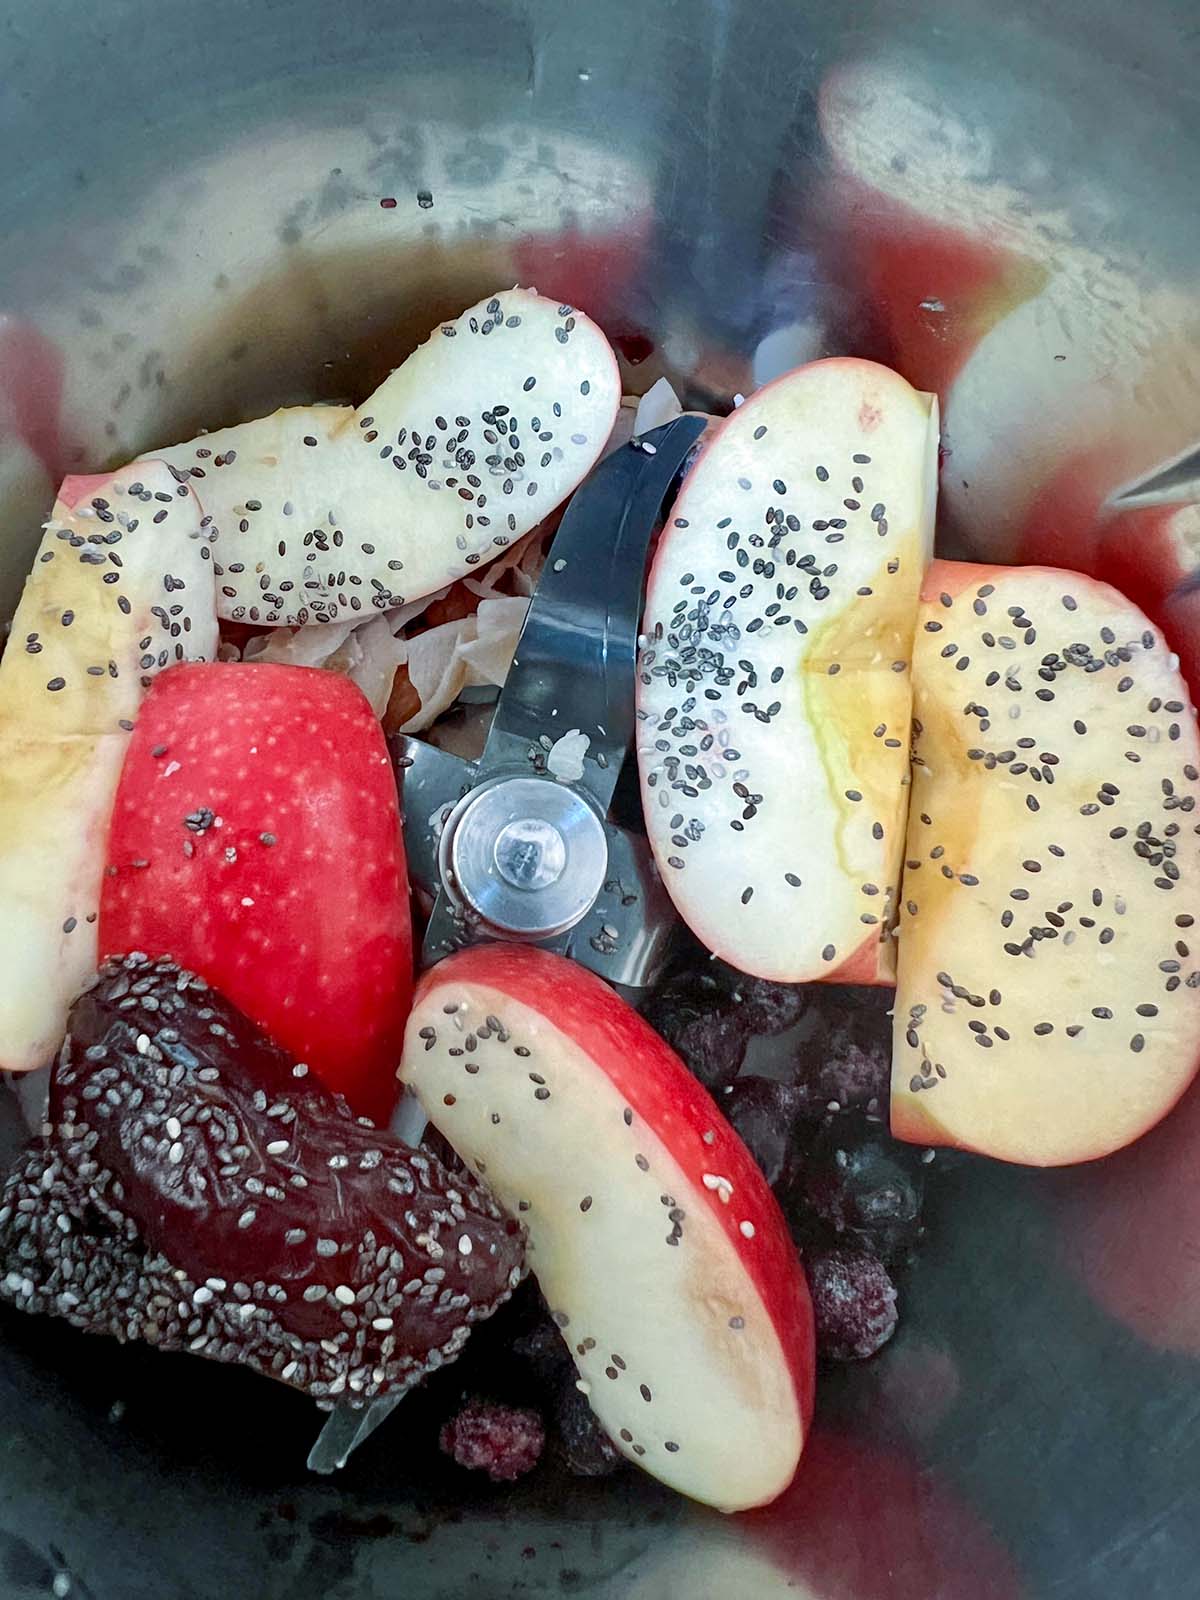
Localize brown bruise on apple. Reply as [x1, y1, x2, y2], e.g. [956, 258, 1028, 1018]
[892, 560, 1200, 1165]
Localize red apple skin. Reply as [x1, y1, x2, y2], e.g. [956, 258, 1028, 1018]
[742, 1430, 1024, 1600]
[1054, 1069, 1200, 1357]
[412, 942, 816, 1437]
[825, 935, 893, 987]
[58, 471, 120, 512]
[1093, 501, 1200, 623]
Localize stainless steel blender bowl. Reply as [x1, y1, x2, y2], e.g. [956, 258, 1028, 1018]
[1, 0, 1199, 1594]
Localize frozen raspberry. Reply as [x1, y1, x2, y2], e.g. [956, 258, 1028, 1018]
[724, 971, 814, 1036]
[807, 1248, 898, 1361]
[439, 1398, 546, 1482]
[819, 1020, 890, 1112]
[783, 986, 892, 1113]
[723, 1076, 813, 1188]
[553, 1378, 624, 1477]
[640, 977, 749, 1093]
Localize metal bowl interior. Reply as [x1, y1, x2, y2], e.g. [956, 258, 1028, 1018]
[1, 0, 1199, 1595]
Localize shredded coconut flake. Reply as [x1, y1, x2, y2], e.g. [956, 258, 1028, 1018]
[546, 728, 590, 783]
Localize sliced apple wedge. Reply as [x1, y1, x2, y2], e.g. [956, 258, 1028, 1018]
[637, 358, 938, 984]
[0, 463, 218, 1071]
[146, 288, 620, 626]
[1094, 499, 1200, 622]
[893, 559, 1200, 1165]
[399, 944, 814, 1512]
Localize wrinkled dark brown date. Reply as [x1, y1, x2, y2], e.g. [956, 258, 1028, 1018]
[0, 955, 524, 1406]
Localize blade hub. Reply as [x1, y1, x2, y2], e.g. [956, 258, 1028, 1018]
[493, 816, 568, 890]
[441, 776, 608, 940]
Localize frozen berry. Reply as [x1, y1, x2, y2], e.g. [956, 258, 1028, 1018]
[511, 1309, 573, 1386]
[784, 987, 892, 1113]
[819, 1021, 890, 1112]
[722, 970, 814, 1036]
[808, 1248, 898, 1361]
[723, 1077, 813, 1187]
[640, 977, 749, 1093]
[553, 1377, 624, 1477]
[439, 1397, 546, 1482]
[799, 1129, 924, 1263]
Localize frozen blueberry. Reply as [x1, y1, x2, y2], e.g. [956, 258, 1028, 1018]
[820, 1010, 890, 1112]
[798, 1128, 925, 1263]
[782, 986, 892, 1114]
[439, 1397, 546, 1482]
[511, 1308, 573, 1386]
[807, 1248, 898, 1361]
[722, 1076, 813, 1188]
[721, 970, 815, 1036]
[640, 977, 749, 1093]
[552, 1377, 624, 1477]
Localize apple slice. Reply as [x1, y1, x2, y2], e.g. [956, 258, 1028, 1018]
[100, 661, 412, 1125]
[145, 288, 620, 625]
[893, 559, 1200, 1165]
[399, 944, 814, 1511]
[0, 463, 218, 1071]
[816, 57, 1200, 574]
[637, 358, 938, 985]
[817, 58, 1049, 397]
[1093, 498, 1200, 621]
[943, 282, 1200, 568]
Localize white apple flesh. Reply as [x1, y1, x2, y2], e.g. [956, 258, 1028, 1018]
[145, 288, 620, 625]
[637, 357, 938, 985]
[0, 463, 218, 1071]
[399, 944, 814, 1512]
[893, 560, 1200, 1165]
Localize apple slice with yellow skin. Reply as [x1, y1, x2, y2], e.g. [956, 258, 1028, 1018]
[0, 463, 218, 1071]
[399, 944, 814, 1512]
[892, 559, 1200, 1165]
[637, 357, 938, 985]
